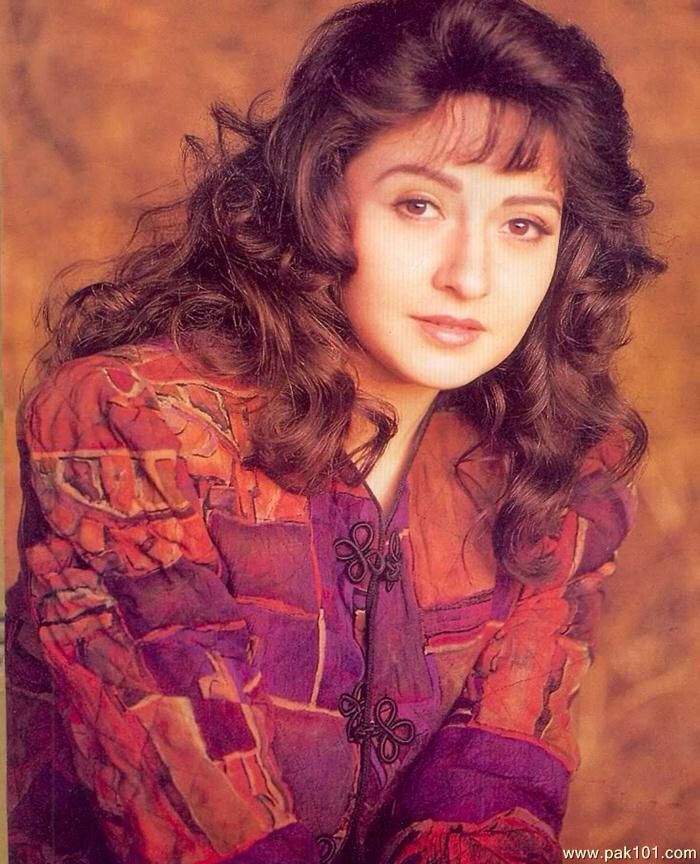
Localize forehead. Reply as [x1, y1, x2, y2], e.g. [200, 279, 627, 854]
[362, 94, 562, 191]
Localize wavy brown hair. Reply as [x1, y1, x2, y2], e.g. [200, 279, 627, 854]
[43, 0, 664, 580]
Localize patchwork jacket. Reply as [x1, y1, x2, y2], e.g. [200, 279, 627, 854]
[7, 342, 634, 864]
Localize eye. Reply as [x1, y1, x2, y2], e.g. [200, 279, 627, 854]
[395, 198, 441, 219]
[504, 218, 552, 240]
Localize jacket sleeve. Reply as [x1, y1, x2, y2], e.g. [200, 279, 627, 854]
[13, 355, 320, 864]
[378, 437, 636, 864]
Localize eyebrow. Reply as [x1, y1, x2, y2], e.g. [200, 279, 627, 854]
[376, 163, 462, 192]
[375, 163, 562, 215]
[503, 195, 562, 215]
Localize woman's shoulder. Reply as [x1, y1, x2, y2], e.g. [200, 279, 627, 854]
[20, 339, 258, 457]
[511, 430, 637, 589]
[431, 410, 638, 581]
[569, 431, 638, 574]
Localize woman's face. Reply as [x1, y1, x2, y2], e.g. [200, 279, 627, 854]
[342, 95, 563, 400]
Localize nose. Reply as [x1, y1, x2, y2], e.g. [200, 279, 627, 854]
[432, 218, 489, 300]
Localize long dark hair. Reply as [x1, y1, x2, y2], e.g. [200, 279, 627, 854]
[42, 0, 664, 580]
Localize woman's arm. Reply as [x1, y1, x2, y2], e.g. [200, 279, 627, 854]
[11, 352, 320, 864]
[377, 438, 635, 864]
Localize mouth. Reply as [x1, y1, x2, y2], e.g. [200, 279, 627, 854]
[412, 315, 485, 347]
[415, 316, 485, 331]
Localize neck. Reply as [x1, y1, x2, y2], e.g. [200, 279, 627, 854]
[345, 353, 438, 511]
[346, 353, 437, 447]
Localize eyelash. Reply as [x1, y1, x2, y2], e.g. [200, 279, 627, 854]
[394, 198, 553, 241]
[504, 218, 553, 241]
[395, 198, 441, 219]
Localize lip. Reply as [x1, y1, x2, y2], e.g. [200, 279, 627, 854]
[413, 315, 486, 347]
[415, 316, 485, 331]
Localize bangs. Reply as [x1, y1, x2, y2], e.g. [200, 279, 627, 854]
[421, 94, 559, 176]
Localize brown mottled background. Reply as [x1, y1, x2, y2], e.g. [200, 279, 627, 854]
[2, 0, 698, 854]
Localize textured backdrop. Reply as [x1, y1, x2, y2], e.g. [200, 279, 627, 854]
[2, 0, 698, 852]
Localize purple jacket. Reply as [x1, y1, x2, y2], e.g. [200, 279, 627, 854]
[7, 343, 634, 863]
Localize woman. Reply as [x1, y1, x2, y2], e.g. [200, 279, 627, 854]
[7, 0, 663, 861]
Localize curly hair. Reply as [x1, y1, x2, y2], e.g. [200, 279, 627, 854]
[43, 0, 664, 580]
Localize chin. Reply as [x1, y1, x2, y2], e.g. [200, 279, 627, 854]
[398, 369, 480, 393]
[412, 359, 487, 390]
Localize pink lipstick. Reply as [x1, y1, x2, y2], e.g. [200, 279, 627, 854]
[413, 315, 485, 347]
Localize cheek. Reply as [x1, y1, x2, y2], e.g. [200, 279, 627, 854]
[343, 236, 412, 322]
[350, 207, 425, 285]
[351, 210, 390, 265]
[513, 247, 558, 306]
[496, 254, 556, 342]
[341, 273, 382, 346]
[341, 276, 364, 327]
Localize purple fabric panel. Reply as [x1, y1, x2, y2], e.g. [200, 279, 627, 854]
[221, 823, 321, 864]
[104, 559, 237, 638]
[491, 567, 519, 621]
[207, 515, 318, 613]
[308, 490, 376, 709]
[371, 541, 435, 706]
[140, 627, 252, 696]
[9, 764, 119, 863]
[236, 604, 318, 701]
[315, 618, 365, 709]
[310, 491, 378, 600]
[392, 725, 570, 835]
[191, 696, 255, 758]
[266, 706, 354, 833]
[353, 588, 368, 611]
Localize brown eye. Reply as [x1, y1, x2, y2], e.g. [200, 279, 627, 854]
[509, 219, 533, 236]
[505, 218, 548, 240]
[396, 198, 439, 218]
[404, 200, 429, 215]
